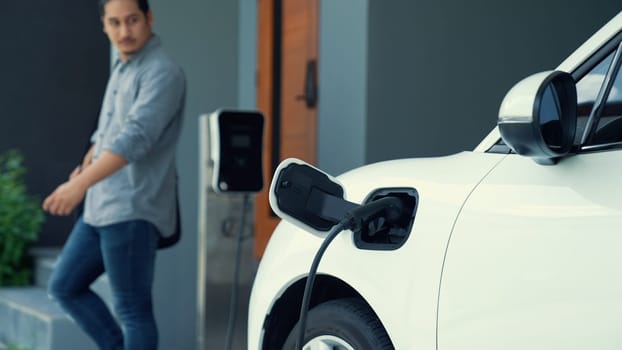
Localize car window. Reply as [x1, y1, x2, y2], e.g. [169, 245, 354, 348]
[591, 58, 622, 144]
[575, 51, 612, 144]
[576, 46, 622, 146]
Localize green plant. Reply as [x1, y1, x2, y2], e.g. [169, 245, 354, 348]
[8, 344, 30, 350]
[0, 150, 44, 286]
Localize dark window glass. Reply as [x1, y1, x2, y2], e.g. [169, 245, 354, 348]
[576, 46, 622, 146]
[575, 51, 613, 144]
[590, 59, 622, 144]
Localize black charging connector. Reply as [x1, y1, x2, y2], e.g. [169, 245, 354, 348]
[345, 196, 403, 232]
[294, 196, 406, 349]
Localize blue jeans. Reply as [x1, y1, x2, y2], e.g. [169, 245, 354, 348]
[48, 215, 159, 350]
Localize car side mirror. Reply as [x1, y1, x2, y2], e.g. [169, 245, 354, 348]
[269, 159, 356, 236]
[498, 70, 577, 165]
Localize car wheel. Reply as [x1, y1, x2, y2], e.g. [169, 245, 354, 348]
[282, 297, 394, 350]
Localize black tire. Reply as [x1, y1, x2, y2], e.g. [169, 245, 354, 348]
[282, 297, 394, 350]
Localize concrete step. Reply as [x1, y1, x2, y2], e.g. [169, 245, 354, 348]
[0, 287, 97, 350]
[30, 247, 114, 311]
[29, 248, 61, 290]
[0, 247, 113, 350]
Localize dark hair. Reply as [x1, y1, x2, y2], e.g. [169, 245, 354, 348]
[99, 0, 150, 16]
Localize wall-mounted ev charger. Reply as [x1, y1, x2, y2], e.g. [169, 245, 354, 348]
[197, 109, 265, 350]
[208, 109, 264, 193]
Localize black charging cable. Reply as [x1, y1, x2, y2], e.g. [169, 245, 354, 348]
[295, 220, 348, 349]
[224, 193, 251, 350]
[295, 196, 403, 349]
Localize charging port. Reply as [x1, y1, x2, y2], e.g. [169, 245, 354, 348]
[353, 188, 418, 250]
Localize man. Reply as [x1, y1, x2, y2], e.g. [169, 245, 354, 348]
[44, 0, 185, 348]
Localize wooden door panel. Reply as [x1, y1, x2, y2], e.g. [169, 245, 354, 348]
[255, 0, 318, 258]
[281, 0, 317, 164]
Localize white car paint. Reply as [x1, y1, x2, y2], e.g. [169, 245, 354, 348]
[439, 151, 622, 349]
[249, 10, 622, 350]
[249, 152, 507, 349]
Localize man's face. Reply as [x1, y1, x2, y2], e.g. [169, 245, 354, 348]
[102, 0, 153, 61]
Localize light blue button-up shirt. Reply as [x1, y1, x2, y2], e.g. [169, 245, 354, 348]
[84, 35, 186, 236]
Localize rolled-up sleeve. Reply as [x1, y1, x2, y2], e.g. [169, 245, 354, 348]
[104, 62, 185, 163]
[90, 129, 99, 144]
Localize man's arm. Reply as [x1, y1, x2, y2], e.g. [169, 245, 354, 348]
[43, 150, 127, 216]
[105, 63, 185, 164]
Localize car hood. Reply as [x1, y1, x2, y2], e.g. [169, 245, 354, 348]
[336, 151, 506, 205]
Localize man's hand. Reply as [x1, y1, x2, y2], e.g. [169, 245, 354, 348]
[42, 179, 88, 216]
[43, 149, 128, 216]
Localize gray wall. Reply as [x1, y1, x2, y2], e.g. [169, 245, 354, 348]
[318, 0, 369, 175]
[239, 0, 258, 108]
[365, 1, 622, 163]
[148, 0, 242, 348]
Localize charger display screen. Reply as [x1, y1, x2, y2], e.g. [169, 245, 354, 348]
[214, 110, 264, 192]
[231, 134, 251, 148]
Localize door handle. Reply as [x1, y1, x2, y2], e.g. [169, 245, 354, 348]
[295, 59, 318, 108]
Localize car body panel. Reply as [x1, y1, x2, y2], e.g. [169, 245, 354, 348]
[248, 152, 507, 349]
[438, 150, 622, 349]
[249, 10, 622, 350]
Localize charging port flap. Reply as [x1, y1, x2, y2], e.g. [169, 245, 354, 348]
[270, 159, 348, 233]
[353, 188, 418, 250]
[270, 159, 418, 249]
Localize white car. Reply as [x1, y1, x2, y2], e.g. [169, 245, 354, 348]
[249, 11, 622, 350]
